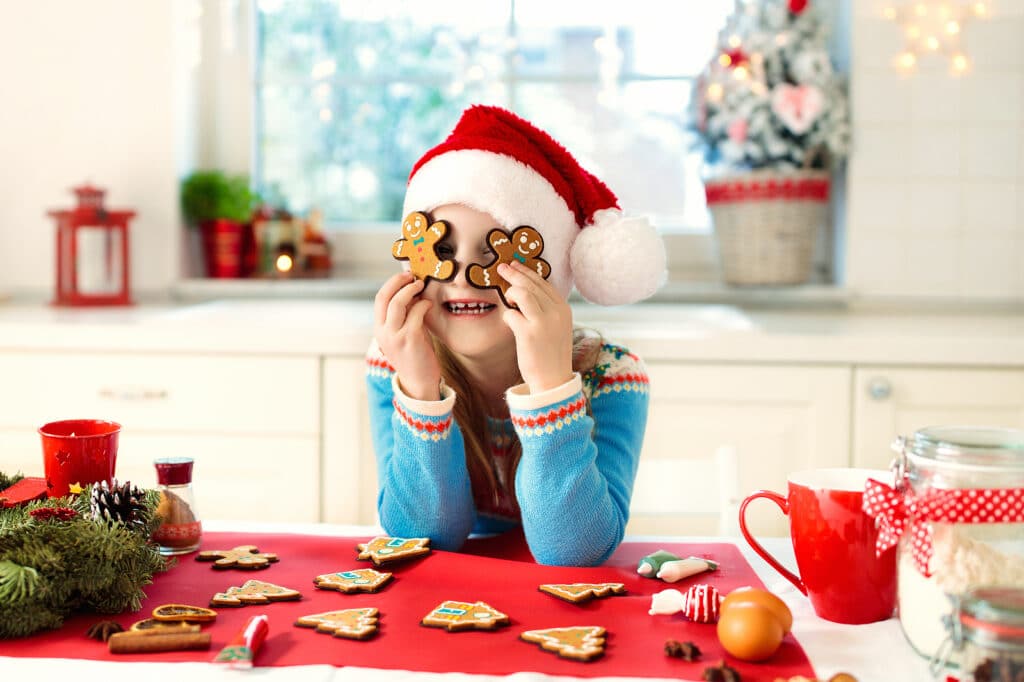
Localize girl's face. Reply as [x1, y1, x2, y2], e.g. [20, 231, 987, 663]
[422, 204, 514, 358]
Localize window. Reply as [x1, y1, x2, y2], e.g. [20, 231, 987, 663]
[255, 1, 733, 233]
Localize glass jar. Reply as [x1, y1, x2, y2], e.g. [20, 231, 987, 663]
[945, 587, 1024, 682]
[893, 426, 1024, 667]
[151, 457, 202, 555]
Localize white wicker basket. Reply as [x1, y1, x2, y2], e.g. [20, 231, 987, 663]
[705, 170, 830, 286]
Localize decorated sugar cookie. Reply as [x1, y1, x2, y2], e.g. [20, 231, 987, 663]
[421, 600, 510, 631]
[295, 608, 379, 640]
[392, 211, 456, 285]
[196, 545, 279, 570]
[520, 626, 606, 661]
[466, 227, 551, 309]
[211, 580, 301, 607]
[356, 536, 431, 566]
[538, 583, 626, 604]
[314, 568, 393, 594]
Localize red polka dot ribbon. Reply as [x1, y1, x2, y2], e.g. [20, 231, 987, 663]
[862, 478, 1024, 577]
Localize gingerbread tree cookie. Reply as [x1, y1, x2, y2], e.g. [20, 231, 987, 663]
[466, 226, 550, 309]
[392, 211, 456, 285]
[521, 626, 606, 661]
[356, 536, 431, 566]
[196, 545, 278, 570]
[211, 580, 301, 607]
[421, 600, 510, 631]
[314, 568, 393, 594]
[539, 583, 626, 604]
[295, 608, 379, 640]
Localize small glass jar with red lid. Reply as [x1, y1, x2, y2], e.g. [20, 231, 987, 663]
[151, 457, 202, 555]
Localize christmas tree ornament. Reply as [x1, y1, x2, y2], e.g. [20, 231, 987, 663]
[90, 479, 147, 529]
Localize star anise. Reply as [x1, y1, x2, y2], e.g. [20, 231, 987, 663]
[703, 661, 742, 682]
[665, 639, 702, 661]
[85, 620, 124, 642]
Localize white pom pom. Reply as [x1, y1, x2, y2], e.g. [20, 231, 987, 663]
[569, 209, 667, 305]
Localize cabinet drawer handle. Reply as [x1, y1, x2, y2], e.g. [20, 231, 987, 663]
[868, 377, 892, 401]
[98, 387, 169, 402]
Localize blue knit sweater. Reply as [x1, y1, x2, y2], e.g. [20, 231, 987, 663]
[365, 342, 649, 566]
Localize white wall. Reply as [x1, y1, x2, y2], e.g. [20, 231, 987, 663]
[0, 0, 188, 298]
[847, 2, 1024, 301]
[1, 1, 1022, 303]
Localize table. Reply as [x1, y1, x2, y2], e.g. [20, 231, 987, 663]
[0, 522, 933, 682]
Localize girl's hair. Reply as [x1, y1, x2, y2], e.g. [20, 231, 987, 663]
[432, 328, 604, 507]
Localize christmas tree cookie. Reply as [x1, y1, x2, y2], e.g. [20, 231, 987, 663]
[295, 608, 379, 640]
[356, 536, 431, 566]
[314, 568, 393, 593]
[539, 583, 626, 604]
[211, 580, 301, 607]
[521, 626, 606, 661]
[421, 600, 510, 631]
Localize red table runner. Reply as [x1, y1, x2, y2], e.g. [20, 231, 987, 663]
[0, 530, 815, 681]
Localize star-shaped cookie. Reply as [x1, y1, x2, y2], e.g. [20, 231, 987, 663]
[196, 545, 279, 570]
[356, 536, 431, 566]
[314, 568, 393, 594]
[295, 608, 379, 640]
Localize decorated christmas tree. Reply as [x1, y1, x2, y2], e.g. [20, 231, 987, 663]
[691, 0, 851, 171]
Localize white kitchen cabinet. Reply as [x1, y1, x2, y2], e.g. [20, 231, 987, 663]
[0, 351, 322, 523]
[852, 366, 1024, 470]
[630, 362, 851, 538]
[322, 356, 379, 525]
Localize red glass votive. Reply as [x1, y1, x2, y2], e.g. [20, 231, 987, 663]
[38, 419, 121, 498]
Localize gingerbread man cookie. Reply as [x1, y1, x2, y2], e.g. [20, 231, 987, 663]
[196, 545, 278, 570]
[314, 568, 393, 594]
[295, 608, 379, 640]
[392, 211, 456, 285]
[466, 227, 551, 309]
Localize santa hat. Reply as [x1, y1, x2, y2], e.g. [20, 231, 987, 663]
[402, 105, 666, 305]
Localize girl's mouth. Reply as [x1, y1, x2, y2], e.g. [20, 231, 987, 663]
[444, 300, 497, 316]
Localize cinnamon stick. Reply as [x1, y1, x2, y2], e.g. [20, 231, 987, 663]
[108, 630, 211, 653]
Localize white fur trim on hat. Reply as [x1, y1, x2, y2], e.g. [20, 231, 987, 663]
[570, 209, 667, 305]
[403, 149, 578, 298]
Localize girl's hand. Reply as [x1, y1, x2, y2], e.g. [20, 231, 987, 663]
[498, 261, 574, 394]
[373, 272, 441, 400]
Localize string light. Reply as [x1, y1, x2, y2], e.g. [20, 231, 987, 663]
[882, 1, 986, 76]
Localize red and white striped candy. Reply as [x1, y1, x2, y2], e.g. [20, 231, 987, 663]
[682, 584, 721, 624]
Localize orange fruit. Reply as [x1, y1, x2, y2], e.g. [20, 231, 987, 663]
[720, 586, 793, 634]
[716, 602, 785, 662]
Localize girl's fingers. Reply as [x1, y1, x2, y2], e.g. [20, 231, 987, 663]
[499, 262, 557, 306]
[374, 272, 416, 326]
[503, 285, 543, 320]
[385, 278, 425, 329]
[405, 298, 432, 332]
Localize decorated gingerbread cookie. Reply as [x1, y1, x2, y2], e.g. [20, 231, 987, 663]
[295, 608, 379, 640]
[152, 604, 218, 623]
[196, 545, 279, 570]
[356, 536, 431, 566]
[520, 626, 606, 661]
[314, 568, 393, 594]
[421, 600, 510, 631]
[538, 583, 626, 604]
[392, 211, 456, 285]
[211, 580, 301, 607]
[466, 227, 551, 308]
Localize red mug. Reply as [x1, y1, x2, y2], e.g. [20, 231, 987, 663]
[739, 468, 897, 625]
[38, 419, 121, 498]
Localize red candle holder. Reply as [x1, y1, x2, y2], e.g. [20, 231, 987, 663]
[38, 419, 121, 498]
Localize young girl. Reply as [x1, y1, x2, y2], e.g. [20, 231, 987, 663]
[367, 105, 666, 566]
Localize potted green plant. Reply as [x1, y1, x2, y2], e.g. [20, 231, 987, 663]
[180, 171, 259, 278]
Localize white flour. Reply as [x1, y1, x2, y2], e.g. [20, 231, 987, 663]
[897, 522, 1024, 663]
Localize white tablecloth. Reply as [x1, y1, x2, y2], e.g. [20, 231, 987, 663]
[0, 523, 935, 682]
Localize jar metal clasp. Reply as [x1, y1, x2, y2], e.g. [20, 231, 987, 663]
[890, 435, 908, 491]
[929, 594, 963, 678]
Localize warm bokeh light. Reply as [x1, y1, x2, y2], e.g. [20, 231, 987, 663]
[728, 34, 741, 48]
[883, 6, 897, 20]
[925, 36, 940, 50]
[706, 83, 724, 102]
[951, 53, 968, 72]
[718, 53, 732, 67]
[733, 66, 749, 80]
[973, 2, 987, 17]
[275, 253, 294, 273]
[898, 52, 918, 70]
[945, 20, 960, 34]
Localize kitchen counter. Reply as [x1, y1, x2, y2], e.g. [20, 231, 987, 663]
[1, 300, 1023, 366]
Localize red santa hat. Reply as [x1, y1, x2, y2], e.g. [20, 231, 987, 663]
[402, 105, 666, 305]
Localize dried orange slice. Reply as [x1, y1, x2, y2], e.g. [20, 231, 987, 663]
[152, 603, 217, 623]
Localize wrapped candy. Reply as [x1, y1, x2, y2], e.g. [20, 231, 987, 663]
[649, 584, 722, 624]
[213, 614, 269, 668]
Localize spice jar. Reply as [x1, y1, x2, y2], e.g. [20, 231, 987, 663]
[942, 587, 1024, 682]
[890, 427, 1024, 666]
[151, 457, 202, 555]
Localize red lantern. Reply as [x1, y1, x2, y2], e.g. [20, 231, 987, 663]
[47, 183, 135, 306]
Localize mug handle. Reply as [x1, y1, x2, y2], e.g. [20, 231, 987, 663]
[738, 490, 807, 595]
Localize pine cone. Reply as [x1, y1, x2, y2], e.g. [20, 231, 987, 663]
[90, 480, 147, 528]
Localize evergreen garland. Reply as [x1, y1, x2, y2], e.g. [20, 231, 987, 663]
[0, 474, 167, 638]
